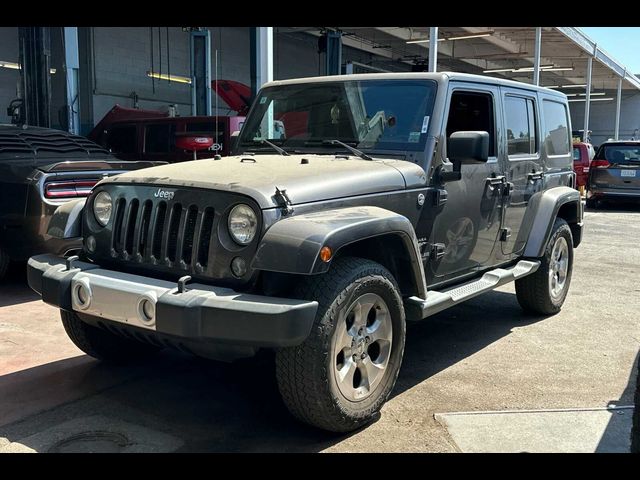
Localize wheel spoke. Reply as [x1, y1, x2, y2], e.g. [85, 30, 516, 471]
[367, 308, 392, 343]
[335, 312, 354, 351]
[336, 357, 357, 392]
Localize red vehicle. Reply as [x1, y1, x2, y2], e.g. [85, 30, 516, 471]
[573, 141, 594, 195]
[88, 80, 249, 162]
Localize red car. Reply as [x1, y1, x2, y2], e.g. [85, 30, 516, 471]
[573, 141, 594, 195]
[88, 80, 249, 162]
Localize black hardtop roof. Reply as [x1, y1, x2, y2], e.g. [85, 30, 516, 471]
[0, 124, 111, 158]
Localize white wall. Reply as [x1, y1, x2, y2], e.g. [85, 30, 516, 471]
[569, 91, 640, 146]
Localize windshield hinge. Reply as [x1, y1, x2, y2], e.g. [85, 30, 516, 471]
[274, 187, 294, 216]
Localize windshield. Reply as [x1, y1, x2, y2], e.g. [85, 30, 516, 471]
[595, 144, 640, 165]
[236, 79, 437, 155]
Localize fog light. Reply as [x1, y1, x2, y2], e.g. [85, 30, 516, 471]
[231, 256, 247, 277]
[86, 235, 96, 253]
[139, 298, 155, 323]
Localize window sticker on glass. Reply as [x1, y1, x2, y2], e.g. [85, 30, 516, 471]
[259, 97, 267, 104]
[408, 132, 421, 143]
[421, 116, 430, 134]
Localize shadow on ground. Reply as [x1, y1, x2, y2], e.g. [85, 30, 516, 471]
[0, 262, 36, 308]
[0, 287, 545, 452]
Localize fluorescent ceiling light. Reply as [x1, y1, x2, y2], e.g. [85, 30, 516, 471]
[0, 60, 55, 74]
[147, 71, 191, 84]
[565, 92, 606, 97]
[483, 68, 513, 73]
[548, 84, 587, 89]
[568, 97, 614, 102]
[483, 64, 555, 74]
[407, 31, 493, 44]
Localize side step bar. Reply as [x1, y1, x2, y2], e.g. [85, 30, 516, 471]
[405, 260, 540, 321]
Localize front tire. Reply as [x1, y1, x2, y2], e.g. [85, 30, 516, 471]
[276, 257, 406, 432]
[515, 218, 574, 315]
[61, 310, 161, 363]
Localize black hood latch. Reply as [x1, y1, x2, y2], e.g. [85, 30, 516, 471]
[274, 187, 294, 216]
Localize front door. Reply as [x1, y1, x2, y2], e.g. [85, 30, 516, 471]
[499, 88, 544, 256]
[428, 84, 504, 283]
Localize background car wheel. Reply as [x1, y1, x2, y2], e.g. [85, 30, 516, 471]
[61, 310, 161, 363]
[515, 217, 574, 315]
[0, 248, 9, 281]
[275, 256, 406, 433]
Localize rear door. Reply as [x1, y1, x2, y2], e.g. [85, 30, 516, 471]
[499, 87, 544, 256]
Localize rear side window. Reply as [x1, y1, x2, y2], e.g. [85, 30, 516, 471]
[572, 147, 580, 161]
[145, 124, 176, 153]
[505, 96, 537, 155]
[106, 125, 136, 154]
[543, 100, 570, 156]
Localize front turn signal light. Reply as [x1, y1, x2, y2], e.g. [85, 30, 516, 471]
[319, 246, 333, 263]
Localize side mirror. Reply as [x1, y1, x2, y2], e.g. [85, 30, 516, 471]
[448, 131, 489, 164]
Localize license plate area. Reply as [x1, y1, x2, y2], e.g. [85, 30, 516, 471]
[620, 169, 636, 177]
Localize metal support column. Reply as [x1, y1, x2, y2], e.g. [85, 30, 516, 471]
[533, 27, 541, 86]
[325, 30, 342, 76]
[63, 27, 80, 135]
[190, 29, 212, 116]
[583, 56, 593, 143]
[251, 27, 273, 97]
[18, 27, 51, 127]
[428, 27, 438, 72]
[614, 75, 623, 140]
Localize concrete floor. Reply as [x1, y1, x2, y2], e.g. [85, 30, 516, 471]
[0, 203, 638, 452]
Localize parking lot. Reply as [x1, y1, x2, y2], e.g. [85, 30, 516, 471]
[0, 204, 638, 453]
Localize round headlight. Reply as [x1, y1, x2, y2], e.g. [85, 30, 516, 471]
[93, 191, 112, 227]
[228, 204, 257, 245]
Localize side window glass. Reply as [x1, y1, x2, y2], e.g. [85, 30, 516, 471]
[505, 96, 536, 156]
[543, 100, 570, 156]
[446, 91, 496, 157]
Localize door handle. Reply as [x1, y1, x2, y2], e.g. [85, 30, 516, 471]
[527, 171, 544, 181]
[486, 175, 506, 192]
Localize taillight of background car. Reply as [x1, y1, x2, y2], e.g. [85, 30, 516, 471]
[44, 179, 99, 199]
[590, 159, 610, 169]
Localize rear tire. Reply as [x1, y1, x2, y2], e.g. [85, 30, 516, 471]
[61, 310, 161, 363]
[515, 218, 574, 315]
[275, 257, 406, 432]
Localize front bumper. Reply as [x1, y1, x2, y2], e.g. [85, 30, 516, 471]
[27, 254, 318, 348]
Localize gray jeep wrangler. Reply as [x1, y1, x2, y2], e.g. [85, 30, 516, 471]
[27, 72, 583, 433]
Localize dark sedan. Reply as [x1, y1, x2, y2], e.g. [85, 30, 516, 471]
[0, 124, 162, 279]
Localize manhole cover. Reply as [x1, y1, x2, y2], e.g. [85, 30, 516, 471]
[48, 431, 131, 453]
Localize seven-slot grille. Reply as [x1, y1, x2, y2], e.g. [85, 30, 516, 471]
[111, 196, 215, 273]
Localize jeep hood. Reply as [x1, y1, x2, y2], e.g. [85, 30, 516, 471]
[101, 154, 426, 209]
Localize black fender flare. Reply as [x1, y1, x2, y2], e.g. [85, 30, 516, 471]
[252, 206, 428, 299]
[522, 186, 583, 258]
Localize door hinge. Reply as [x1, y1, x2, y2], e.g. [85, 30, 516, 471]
[499, 227, 512, 242]
[274, 187, 294, 216]
[429, 243, 446, 260]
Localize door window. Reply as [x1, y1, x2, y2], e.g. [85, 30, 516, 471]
[505, 96, 537, 156]
[446, 91, 496, 157]
[542, 100, 570, 156]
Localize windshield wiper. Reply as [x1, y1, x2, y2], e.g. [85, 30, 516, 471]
[322, 139, 373, 161]
[256, 139, 290, 156]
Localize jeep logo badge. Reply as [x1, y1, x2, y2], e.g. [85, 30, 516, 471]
[154, 188, 175, 201]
